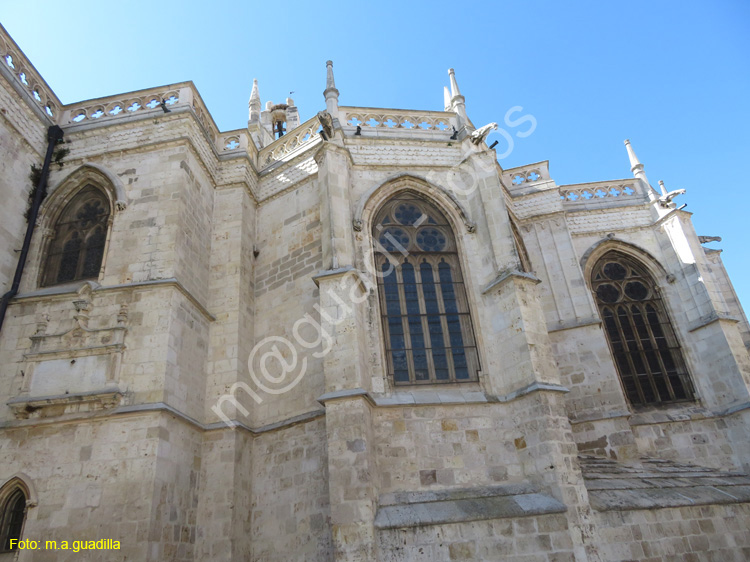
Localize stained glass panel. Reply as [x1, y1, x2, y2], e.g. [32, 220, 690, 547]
[592, 253, 693, 406]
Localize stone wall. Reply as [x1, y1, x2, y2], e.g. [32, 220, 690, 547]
[593, 504, 750, 561]
[376, 514, 576, 562]
[249, 418, 332, 561]
[0, 413, 164, 561]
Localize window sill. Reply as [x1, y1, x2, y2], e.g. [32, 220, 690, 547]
[628, 401, 713, 426]
[374, 385, 488, 406]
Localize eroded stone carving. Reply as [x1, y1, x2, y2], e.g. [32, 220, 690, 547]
[317, 111, 334, 140]
[699, 236, 722, 244]
[470, 122, 497, 145]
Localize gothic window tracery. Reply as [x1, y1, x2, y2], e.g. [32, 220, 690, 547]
[42, 185, 110, 287]
[591, 252, 694, 406]
[0, 485, 27, 552]
[373, 193, 480, 385]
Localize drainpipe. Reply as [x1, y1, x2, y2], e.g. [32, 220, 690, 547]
[0, 125, 64, 335]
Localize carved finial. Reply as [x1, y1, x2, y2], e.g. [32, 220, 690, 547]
[249, 78, 261, 123]
[658, 180, 668, 196]
[624, 139, 657, 197]
[623, 139, 642, 174]
[324, 60, 340, 118]
[326, 60, 337, 90]
[443, 86, 451, 111]
[448, 68, 462, 99]
[447, 68, 467, 124]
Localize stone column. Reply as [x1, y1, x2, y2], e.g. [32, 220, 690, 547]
[315, 140, 379, 560]
[481, 272, 562, 396]
[315, 143, 355, 271]
[315, 268, 377, 560]
[658, 212, 750, 412]
[513, 390, 603, 562]
[466, 149, 519, 273]
[321, 395, 378, 561]
[195, 183, 256, 559]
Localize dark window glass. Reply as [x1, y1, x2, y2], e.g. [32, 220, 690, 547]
[43, 186, 110, 287]
[374, 192, 480, 385]
[0, 488, 26, 552]
[592, 252, 694, 407]
[57, 233, 82, 283]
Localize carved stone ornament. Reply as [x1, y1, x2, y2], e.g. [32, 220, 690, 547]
[698, 236, 722, 244]
[317, 111, 334, 139]
[470, 122, 498, 145]
[10, 290, 128, 419]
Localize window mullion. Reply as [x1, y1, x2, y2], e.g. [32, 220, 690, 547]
[640, 301, 678, 401]
[376, 256, 396, 377]
[395, 260, 415, 383]
[414, 258, 437, 382]
[447, 255, 478, 378]
[624, 301, 661, 403]
[613, 304, 647, 405]
[432, 257, 456, 382]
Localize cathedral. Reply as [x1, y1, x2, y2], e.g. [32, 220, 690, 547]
[1, 22, 750, 561]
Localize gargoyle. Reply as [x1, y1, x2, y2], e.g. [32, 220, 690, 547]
[698, 236, 722, 244]
[470, 122, 498, 145]
[656, 189, 686, 208]
[317, 111, 334, 140]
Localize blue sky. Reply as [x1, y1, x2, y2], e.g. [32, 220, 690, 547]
[2, 1, 748, 311]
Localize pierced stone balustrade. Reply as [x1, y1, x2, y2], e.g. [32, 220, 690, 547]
[503, 161, 552, 193]
[218, 131, 249, 152]
[60, 84, 221, 144]
[0, 24, 61, 120]
[62, 87, 183, 124]
[340, 107, 456, 136]
[559, 180, 643, 205]
[258, 116, 322, 167]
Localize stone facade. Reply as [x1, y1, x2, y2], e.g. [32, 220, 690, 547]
[1, 23, 750, 561]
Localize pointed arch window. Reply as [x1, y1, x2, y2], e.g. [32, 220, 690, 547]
[42, 185, 110, 287]
[591, 252, 694, 406]
[0, 485, 27, 552]
[373, 193, 480, 385]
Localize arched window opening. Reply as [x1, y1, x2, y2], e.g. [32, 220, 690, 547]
[0, 487, 27, 552]
[42, 185, 110, 287]
[591, 252, 694, 407]
[373, 192, 480, 385]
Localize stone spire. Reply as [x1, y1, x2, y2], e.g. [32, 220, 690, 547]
[324, 60, 339, 118]
[448, 68, 463, 101]
[624, 139, 659, 198]
[249, 78, 261, 123]
[448, 68, 468, 122]
[443, 86, 451, 111]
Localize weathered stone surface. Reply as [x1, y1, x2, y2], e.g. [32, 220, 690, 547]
[0, 24, 749, 562]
